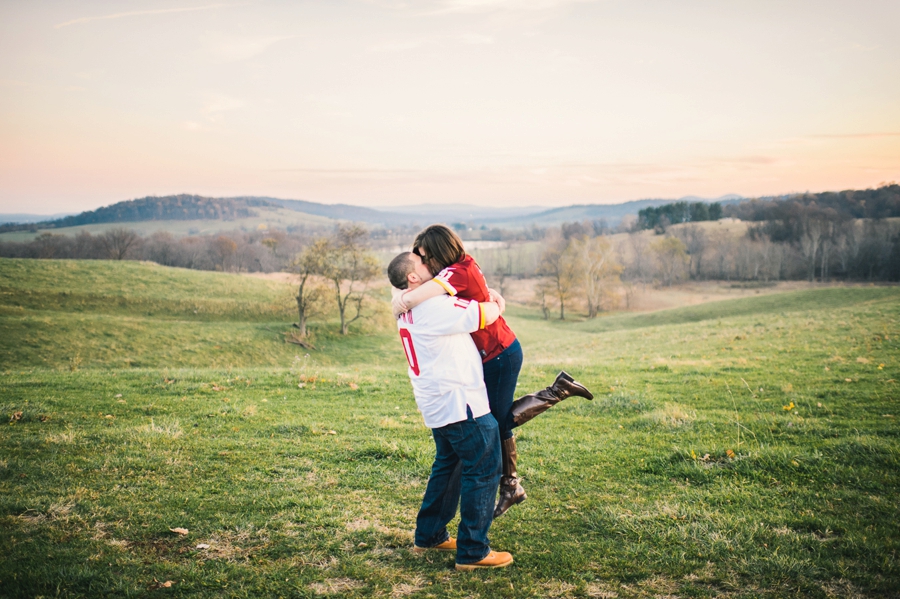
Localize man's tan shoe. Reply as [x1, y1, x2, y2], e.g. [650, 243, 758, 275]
[455, 550, 514, 571]
[412, 537, 457, 554]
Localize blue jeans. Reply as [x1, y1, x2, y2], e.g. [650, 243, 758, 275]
[482, 338, 524, 441]
[414, 410, 502, 565]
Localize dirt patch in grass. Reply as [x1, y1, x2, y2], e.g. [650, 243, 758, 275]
[308, 577, 365, 595]
[390, 576, 425, 597]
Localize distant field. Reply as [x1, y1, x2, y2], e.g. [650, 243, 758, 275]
[2, 258, 899, 598]
[0, 258, 392, 369]
[0, 205, 340, 242]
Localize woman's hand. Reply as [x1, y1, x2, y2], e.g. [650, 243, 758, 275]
[391, 287, 409, 318]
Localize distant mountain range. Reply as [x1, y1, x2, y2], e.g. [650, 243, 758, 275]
[372, 203, 551, 221]
[0, 212, 77, 223]
[0, 193, 742, 233]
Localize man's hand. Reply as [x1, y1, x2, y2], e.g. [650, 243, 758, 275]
[488, 288, 506, 314]
[391, 287, 409, 318]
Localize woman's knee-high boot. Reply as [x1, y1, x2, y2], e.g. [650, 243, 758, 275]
[494, 436, 526, 518]
[510, 371, 593, 428]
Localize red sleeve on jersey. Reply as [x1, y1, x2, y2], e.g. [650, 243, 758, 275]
[433, 263, 469, 297]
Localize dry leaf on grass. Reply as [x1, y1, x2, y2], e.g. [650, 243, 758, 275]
[196, 543, 210, 549]
[148, 579, 175, 590]
[170, 527, 189, 535]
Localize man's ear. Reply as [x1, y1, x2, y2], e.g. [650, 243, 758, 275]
[407, 271, 420, 286]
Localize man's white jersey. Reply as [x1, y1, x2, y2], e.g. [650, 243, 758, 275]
[397, 295, 490, 429]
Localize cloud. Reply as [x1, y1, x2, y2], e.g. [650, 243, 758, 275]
[807, 132, 900, 139]
[267, 168, 424, 174]
[202, 94, 244, 121]
[367, 33, 493, 52]
[203, 34, 296, 62]
[367, 39, 427, 52]
[458, 33, 495, 44]
[430, 0, 595, 14]
[712, 155, 779, 166]
[54, 4, 237, 29]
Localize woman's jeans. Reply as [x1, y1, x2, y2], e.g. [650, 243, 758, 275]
[414, 410, 502, 565]
[482, 338, 524, 440]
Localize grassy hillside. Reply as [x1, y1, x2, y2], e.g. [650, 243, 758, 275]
[0, 258, 393, 369]
[1, 258, 899, 598]
[553, 285, 900, 334]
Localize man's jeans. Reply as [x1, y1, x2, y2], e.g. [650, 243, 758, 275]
[414, 410, 502, 565]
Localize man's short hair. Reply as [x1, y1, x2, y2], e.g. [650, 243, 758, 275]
[388, 252, 415, 289]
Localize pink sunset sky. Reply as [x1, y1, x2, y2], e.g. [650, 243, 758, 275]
[1, 0, 898, 214]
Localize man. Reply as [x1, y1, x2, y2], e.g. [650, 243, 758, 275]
[387, 250, 514, 571]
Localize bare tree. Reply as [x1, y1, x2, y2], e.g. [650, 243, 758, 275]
[211, 235, 237, 271]
[319, 225, 381, 335]
[652, 236, 689, 286]
[533, 278, 554, 320]
[676, 225, 708, 279]
[99, 228, 140, 260]
[834, 221, 858, 277]
[622, 282, 637, 310]
[289, 238, 330, 337]
[627, 232, 651, 283]
[799, 217, 827, 281]
[572, 235, 622, 317]
[492, 243, 513, 297]
[819, 220, 837, 282]
[538, 235, 580, 320]
[145, 231, 178, 266]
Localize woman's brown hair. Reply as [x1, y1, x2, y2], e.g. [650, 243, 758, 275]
[413, 224, 466, 274]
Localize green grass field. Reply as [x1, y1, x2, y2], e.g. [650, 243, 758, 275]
[2, 258, 899, 598]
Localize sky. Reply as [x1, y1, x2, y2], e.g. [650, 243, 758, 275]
[1, 0, 899, 214]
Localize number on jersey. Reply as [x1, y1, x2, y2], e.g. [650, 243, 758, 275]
[399, 329, 420, 376]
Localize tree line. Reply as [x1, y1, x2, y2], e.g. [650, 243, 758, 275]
[517, 194, 900, 320]
[530, 219, 900, 320]
[0, 195, 269, 234]
[0, 228, 299, 272]
[636, 201, 723, 231]
[725, 184, 900, 222]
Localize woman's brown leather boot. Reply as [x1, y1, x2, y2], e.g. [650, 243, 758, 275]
[494, 436, 526, 518]
[510, 371, 593, 427]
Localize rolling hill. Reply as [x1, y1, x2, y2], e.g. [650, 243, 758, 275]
[488, 195, 743, 228]
[0, 192, 743, 241]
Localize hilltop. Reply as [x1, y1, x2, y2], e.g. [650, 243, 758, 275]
[0, 193, 739, 237]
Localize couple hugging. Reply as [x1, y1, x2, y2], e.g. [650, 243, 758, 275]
[388, 224, 594, 571]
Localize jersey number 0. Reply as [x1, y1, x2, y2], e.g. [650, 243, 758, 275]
[399, 329, 420, 376]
